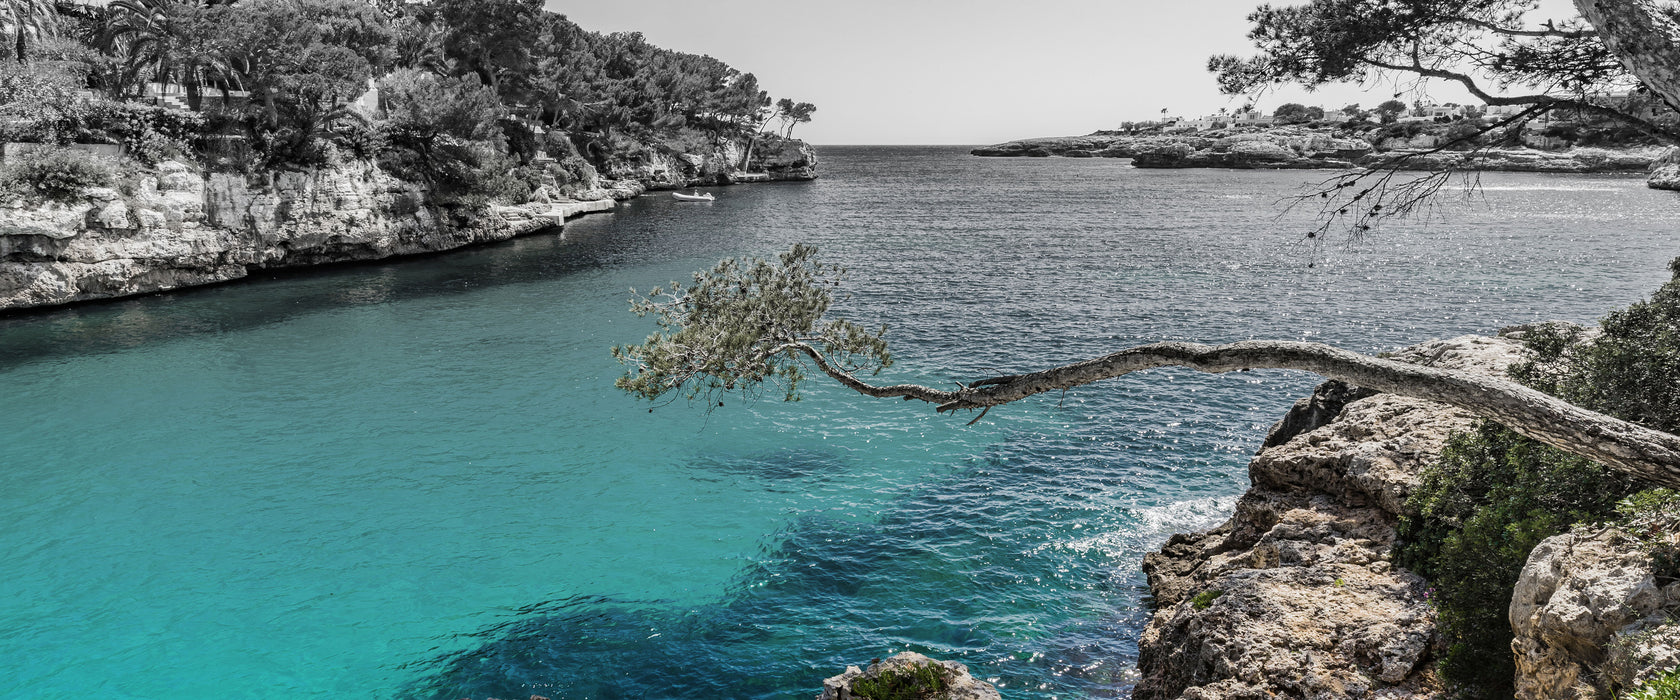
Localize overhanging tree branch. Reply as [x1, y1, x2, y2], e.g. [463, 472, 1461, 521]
[787, 339, 1680, 489]
[616, 248, 1680, 490]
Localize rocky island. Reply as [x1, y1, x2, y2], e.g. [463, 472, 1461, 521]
[976, 127, 1670, 176]
[974, 121, 1680, 190]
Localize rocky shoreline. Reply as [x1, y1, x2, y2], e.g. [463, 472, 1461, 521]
[1132, 331, 1680, 699]
[973, 130, 1671, 181]
[0, 137, 816, 313]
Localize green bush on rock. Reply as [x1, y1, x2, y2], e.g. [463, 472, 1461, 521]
[848, 662, 953, 700]
[0, 147, 116, 203]
[1398, 423, 1640, 698]
[1626, 669, 1680, 700]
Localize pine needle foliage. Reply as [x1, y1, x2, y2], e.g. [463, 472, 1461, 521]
[613, 245, 891, 405]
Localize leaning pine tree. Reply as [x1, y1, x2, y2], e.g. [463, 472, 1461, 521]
[615, 246, 1680, 490]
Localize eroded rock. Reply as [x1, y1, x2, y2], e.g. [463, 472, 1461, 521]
[1511, 526, 1678, 700]
[1135, 334, 1530, 700]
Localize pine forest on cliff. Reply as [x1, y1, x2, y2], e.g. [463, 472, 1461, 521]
[0, 0, 816, 206]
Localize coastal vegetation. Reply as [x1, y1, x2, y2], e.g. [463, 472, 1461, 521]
[846, 661, 953, 700]
[0, 0, 816, 206]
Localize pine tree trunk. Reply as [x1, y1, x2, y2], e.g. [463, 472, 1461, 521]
[1575, 0, 1680, 111]
[797, 340, 1680, 488]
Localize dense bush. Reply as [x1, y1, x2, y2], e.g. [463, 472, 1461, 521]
[78, 102, 206, 165]
[0, 147, 117, 203]
[1398, 424, 1641, 698]
[0, 61, 87, 144]
[1441, 119, 1489, 150]
[1510, 261, 1680, 435]
[1399, 259, 1680, 699]
[1615, 489, 1680, 583]
[847, 662, 952, 700]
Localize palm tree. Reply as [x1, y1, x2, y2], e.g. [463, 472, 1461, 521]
[1, 0, 58, 63]
[108, 0, 238, 110]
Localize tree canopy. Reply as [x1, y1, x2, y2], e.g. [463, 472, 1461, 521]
[1208, 0, 1677, 140]
[5, 0, 812, 173]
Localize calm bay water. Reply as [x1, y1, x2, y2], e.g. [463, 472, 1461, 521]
[1, 147, 1676, 699]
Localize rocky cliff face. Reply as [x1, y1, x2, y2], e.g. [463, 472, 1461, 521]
[1510, 524, 1680, 699]
[0, 159, 590, 311]
[0, 137, 817, 312]
[1133, 334, 1530, 700]
[585, 133, 817, 197]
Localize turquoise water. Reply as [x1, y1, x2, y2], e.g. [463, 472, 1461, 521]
[2, 147, 1676, 699]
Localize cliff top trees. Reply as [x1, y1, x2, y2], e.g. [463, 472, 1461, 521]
[7, 0, 811, 175]
[775, 98, 816, 138]
[429, 0, 539, 98]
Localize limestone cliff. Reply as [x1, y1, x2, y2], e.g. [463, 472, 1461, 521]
[0, 137, 817, 312]
[1133, 334, 1530, 700]
[1510, 523, 1680, 699]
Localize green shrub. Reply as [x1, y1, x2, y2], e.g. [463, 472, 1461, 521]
[77, 101, 205, 165]
[1626, 669, 1680, 700]
[1510, 261, 1680, 435]
[0, 147, 116, 203]
[1399, 422, 1639, 698]
[1191, 589, 1223, 610]
[848, 662, 953, 700]
[1615, 489, 1680, 583]
[0, 61, 87, 144]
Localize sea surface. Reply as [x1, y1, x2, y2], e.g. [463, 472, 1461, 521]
[1, 147, 1676, 699]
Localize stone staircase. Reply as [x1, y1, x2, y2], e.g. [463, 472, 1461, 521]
[155, 94, 190, 111]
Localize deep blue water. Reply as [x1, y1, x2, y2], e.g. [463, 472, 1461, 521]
[1, 147, 1675, 699]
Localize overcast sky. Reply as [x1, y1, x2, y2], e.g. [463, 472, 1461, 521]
[551, 0, 1584, 145]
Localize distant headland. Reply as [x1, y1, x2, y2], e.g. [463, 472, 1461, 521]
[974, 101, 1680, 188]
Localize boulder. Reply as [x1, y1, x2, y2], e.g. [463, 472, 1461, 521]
[1510, 525, 1678, 699]
[819, 652, 1000, 700]
[1648, 147, 1680, 191]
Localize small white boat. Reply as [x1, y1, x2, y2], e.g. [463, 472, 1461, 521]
[672, 191, 715, 202]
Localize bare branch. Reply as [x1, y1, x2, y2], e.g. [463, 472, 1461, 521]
[1444, 15, 1596, 39]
